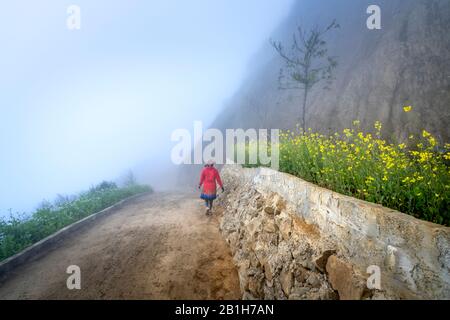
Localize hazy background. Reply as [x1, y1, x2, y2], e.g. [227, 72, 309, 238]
[0, 0, 294, 216]
[178, 0, 450, 188]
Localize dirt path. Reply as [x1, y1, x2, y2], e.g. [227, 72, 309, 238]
[0, 192, 241, 299]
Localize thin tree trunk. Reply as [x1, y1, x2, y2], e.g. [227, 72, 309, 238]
[302, 86, 308, 131]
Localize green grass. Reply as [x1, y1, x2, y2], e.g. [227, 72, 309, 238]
[0, 181, 152, 262]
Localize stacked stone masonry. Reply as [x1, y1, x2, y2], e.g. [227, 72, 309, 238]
[217, 165, 450, 300]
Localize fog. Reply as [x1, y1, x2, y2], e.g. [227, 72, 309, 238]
[0, 0, 294, 216]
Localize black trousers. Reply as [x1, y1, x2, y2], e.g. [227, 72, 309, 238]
[205, 199, 213, 209]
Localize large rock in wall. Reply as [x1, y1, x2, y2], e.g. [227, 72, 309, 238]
[217, 165, 450, 300]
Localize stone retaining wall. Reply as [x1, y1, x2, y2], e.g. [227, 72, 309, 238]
[217, 165, 450, 300]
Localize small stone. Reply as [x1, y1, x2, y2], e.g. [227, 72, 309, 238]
[370, 291, 390, 300]
[242, 291, 258, 300]
[264, 206, 275, 215]
[263, 220, 277, 233]
[263, 284, 275, 299]
[274, 280, 287, 300]
[306, 273, 322, 288]
[248, 275, 263, 297]
[294, 265, 308, 283]
[280, 268, 293, 296]
[290, 287, 309, 297]
[276, 198, 286, 211]
[306, 291, 322, 300]
[265, 279, 274, 288]
[326, 255, 366, 300]
[256, 199, 264, 209]
[314, 250, 336, 273]
[321, 289, 339, 300]
[304, 261, 316, 272]
[247, 267, 259, 276]
[264, 260, 274, 281]
[277, 215, 293, 241]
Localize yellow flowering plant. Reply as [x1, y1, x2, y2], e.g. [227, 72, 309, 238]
[243, 116, 449, 226]
[403, 106, 413, 113]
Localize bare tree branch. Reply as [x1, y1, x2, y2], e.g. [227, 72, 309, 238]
[271, 20, 339, 130]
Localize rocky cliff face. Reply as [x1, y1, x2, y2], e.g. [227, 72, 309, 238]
[213, 0, 450, 142]
[176, 0, 450, 187]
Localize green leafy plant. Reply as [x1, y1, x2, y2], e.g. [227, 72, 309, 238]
[0, 181, 152, 262]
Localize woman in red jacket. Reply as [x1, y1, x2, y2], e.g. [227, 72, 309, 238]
[198, 160, 224, 214]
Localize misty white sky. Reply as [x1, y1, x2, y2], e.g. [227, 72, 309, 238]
[0, 0, 294, 216]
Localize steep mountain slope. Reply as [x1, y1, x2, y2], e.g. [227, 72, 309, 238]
[213, 0, 450, 142]
[176, 0, 450, 186]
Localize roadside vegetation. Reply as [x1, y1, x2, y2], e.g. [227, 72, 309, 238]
[243, 107, 450, 226]
[0, 180, 152, 262]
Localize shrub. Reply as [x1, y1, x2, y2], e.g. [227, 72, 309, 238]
[242, 118, 449, 226]
[0, 182, 152, 262]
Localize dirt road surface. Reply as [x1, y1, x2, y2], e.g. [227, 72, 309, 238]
[0, 192, 241, 299]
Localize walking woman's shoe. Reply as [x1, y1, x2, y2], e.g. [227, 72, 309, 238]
[206, 208, 210, 215]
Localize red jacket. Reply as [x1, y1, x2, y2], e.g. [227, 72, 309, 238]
[199, 166, 223, 195]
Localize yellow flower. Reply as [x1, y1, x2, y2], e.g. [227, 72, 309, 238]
[374, 121, 382, 132]
[418, 151, 432, 163]
[428, 136, 437, 147]
[422, 130, 431, 138]
[343, 129, 352, 137]
[403, 106, 412, 113]
[365, 176, 375, 184]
